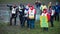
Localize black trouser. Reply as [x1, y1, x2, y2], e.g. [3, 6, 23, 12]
[43, 27, 48, 31]
[19, 15, 24, 27]
[10, 14, 16, 25]
[28, 19, 35, 29]
[54, 12, 59, 21]
[24, 17, 29, 28]
[50, 16, 54, 27]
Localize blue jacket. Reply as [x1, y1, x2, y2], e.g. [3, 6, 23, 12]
[54, 5, 60, 13]
[59, 5, 60, 13]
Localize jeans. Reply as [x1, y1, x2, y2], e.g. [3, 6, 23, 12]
[28, 19, 35, 29]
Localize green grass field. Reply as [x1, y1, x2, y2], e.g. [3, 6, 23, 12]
[0, 21, 60, 34]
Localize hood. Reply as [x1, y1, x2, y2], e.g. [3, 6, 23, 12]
[30, 6, 34, 10]
[43, 9, 47, 13]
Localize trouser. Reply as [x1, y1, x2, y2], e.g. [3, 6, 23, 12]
[43, 27, 48, 31]
[28, 19, 35, 29]
[50, 16, 54, 27]
[54, 12, 59, 21]
[24, 17, 29, 28]
[10, 14, 16, 25]
[19, 15, 24, 27]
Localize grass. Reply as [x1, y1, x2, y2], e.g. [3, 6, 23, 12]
[0, 21, 60, 34]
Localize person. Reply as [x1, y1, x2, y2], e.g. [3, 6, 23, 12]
[10, 5, 17, 25]
[28, 6, 36, 29]
[48, 2, 52, 9]
[54, 2, 60, 21]
[40, 4, 47, 13]
[18, 4, 25, 27]
[35, 0, 41, 8]
[35, 0, 39, 8]
[40, 9, 50, 31]
[48, 6, 55, 27]
[38, 1, 41, 8]
[24, 4, 30, 28]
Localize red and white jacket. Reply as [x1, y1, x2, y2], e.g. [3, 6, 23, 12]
[41, 9, 50, 21]
[28, 6, 36, 19]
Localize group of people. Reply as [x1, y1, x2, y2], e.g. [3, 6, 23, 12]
[7, 1, 60, 31]
[7, 4, 36, 29]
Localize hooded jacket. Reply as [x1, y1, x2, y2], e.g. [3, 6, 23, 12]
[41, 9, 50, 21]
[28, 6, 36, 19]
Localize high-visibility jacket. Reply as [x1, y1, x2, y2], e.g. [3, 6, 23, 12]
[41, 12, 50, 21]
[24, 6, 29, 17]
[28, 8, 36, 19]
[12, 7, 16, 14]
